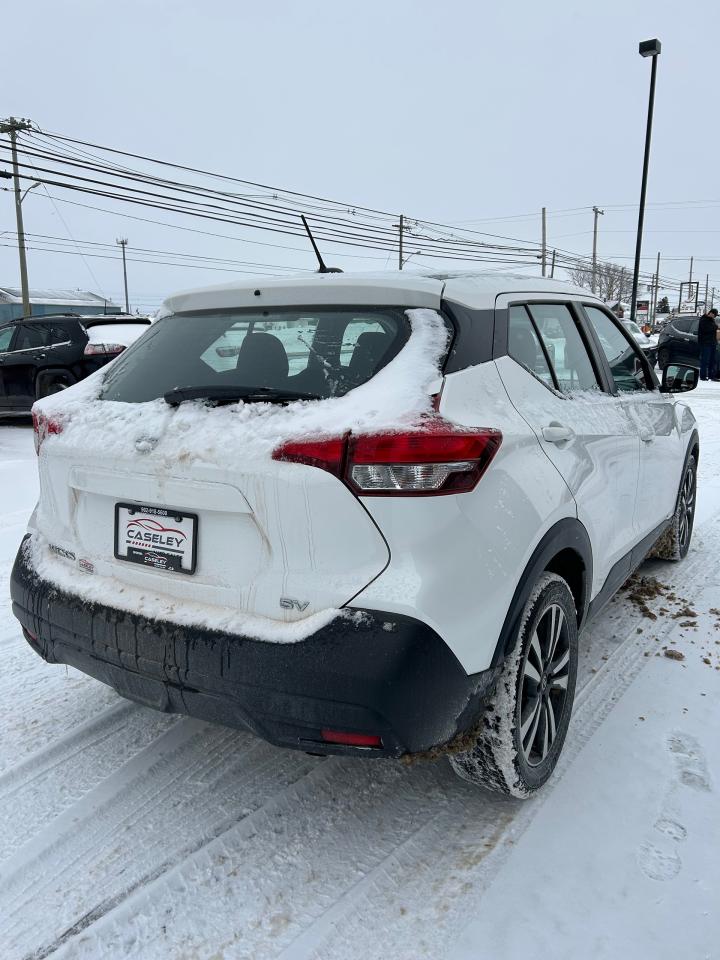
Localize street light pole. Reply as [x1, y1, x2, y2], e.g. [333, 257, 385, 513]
[20, 180, 41, 204]
[629, 39, 661, 325]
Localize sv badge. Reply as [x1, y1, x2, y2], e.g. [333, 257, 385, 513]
[280, 597, 310, 612]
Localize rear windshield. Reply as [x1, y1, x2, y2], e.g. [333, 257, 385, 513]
[100, 307, 411, 403]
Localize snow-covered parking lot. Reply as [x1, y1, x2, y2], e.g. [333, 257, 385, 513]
[2, 387, 720, 960]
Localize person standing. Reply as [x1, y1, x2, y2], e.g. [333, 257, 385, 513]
[698, 308, 719, 380]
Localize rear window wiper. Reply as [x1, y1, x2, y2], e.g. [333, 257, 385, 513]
[163, 385, 319, 406]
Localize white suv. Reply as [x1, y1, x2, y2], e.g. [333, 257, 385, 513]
[11, 271, 699, 797]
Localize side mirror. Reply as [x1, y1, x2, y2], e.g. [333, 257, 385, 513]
[661, 363, 699, 393]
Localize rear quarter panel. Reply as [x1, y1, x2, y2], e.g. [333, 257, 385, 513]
[349, 361, 577, 674]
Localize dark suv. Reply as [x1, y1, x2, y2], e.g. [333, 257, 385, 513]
[0, 314, 151, 414]
[657, 315, 701, 369]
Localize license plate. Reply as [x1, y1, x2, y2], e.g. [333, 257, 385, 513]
[114, 503, 198, 574]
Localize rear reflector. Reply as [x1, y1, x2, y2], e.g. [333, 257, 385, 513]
[273, 419, 501, 496]
[83, 342, 126, 356]
[32, 411, 63, 455]
[321, 729, 383, 748]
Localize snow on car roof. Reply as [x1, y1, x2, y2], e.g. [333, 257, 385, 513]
[160, 270, 595, 316]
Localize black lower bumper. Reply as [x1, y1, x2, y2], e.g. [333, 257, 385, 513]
[11, 539, 497, 757]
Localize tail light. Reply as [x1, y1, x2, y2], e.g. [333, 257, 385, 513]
[273, 419, 501, 496]
[83, 342, 125, 356]
[32, 411, 63, 455]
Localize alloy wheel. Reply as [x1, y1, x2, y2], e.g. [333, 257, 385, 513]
[519, 603, 570, 767]
[678, 463, 695, 552]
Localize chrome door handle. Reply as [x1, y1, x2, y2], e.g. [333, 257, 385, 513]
[542, 423, 574, 443]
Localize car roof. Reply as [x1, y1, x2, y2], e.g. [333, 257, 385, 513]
[160, 269, 599, 315]
[9, 313, 151, 325]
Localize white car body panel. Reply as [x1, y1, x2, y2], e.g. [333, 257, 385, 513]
[624, 392, 684, 536]
[34, 448, 390, 621]
[349, 362, 576, 673]
[162, 273, 444, 315]
[494, 354, 640, 597]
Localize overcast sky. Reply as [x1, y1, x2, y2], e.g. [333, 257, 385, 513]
[2, 0, 719, 312]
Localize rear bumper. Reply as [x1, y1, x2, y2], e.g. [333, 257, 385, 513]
[11, 538, 497, 757]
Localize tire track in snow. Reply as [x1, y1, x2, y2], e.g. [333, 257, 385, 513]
[0, 701, 176, 865]
[0, 719, 321, 959]
[0, 637, 120, 776]
[0, 700, 135, 798]
[36, 509, 720, 960]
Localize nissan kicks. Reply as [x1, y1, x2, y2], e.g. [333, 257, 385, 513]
[10, 271, 699, 798]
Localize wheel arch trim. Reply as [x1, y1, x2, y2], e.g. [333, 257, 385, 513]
[490, 518, 592, 668]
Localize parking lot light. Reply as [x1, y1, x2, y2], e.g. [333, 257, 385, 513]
[630, 38, 661, 326]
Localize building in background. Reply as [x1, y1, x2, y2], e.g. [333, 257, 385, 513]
[0, 287, 121, 324]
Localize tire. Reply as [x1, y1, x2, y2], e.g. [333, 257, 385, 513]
[648, 453, 697, 561]
[449, 572, 578, 798]
[658, 347, 670, 370]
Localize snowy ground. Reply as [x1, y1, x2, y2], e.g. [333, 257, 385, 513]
[1, 386, 720, 960]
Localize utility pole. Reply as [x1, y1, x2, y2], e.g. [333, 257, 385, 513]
[689, 256, 693, 287]
[398, 215, 404, 271]
[550, 249, 556, 278]
[116, 238, 130, 312]
[0, 117, 33, 317]
[712, 287, 715, 309]
[591, 206, 604, 294]
[541, 207, 547, 277]
[704, 273, 709, 312]
[652, 251, 660, 320]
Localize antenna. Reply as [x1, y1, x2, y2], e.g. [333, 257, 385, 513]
[300, 215, 343, 273]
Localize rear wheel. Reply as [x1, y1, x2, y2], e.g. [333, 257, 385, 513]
[649, 453, 697, 561]
[449, 572, 578, 798]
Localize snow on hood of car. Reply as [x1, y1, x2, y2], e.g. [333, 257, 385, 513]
[28, 308, 449, 643]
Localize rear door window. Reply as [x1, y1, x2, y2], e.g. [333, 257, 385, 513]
[101, 307, 413, 404]
[43, 323, 76, 346]
[508, 306, 555, 388]
[14, 324, 48, 350]
[528, 304, 600, 393]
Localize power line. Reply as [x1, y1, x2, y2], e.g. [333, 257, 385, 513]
[4, 121, 718, 297]
[2, 148, 541, 262]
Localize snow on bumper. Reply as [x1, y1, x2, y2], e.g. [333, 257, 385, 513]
[11, 537, 496, 757]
